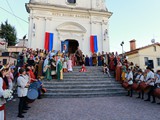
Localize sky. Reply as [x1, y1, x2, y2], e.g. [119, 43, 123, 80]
[0, 0, 160, 53]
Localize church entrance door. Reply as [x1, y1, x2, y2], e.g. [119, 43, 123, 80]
[65, 39, 79, 55]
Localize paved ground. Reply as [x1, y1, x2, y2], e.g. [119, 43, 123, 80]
[6, 96, 160, 120]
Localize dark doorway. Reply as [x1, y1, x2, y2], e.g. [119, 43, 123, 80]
[65, 40, 79, 54]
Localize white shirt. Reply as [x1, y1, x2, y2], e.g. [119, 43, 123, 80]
[0, 77, 6, 105]
[0, 78, 4, 97]
[145, 71, 155, 86]
[126, 71, 133, 85]
[155, 74, 160, 88]
[135, 74, 144, 83]
[17, 75, 28, 97]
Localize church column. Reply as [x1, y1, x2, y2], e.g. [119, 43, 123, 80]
[101, 22, 104, 51]
[28, 15, 33, 48]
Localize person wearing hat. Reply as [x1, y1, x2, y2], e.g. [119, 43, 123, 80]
[135, 69, 144, 99]
[144, 66, 155, 103]
[125, 68, 133, 97]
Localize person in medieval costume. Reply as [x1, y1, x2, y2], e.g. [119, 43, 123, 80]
[43, 56, 52, 81]
[115, 61, 122, 81]
[89, 56, 93, 66]
[37, 57, 44, 78]
[67, 57, 73, 72]
[85, 55, 90, 66]
[75, 47, 83, 66]
[71, 54, 76, 66]
[50, 55, 57, 79]
[98, 52, 102, 66]
[0, 66, 6, 120]
[57, 59, 63, 80]
[92, 52, 97, 66]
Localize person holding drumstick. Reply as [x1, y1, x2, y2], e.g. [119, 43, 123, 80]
[135, 69, 145, 99]
[144, 67, 156, 103]
[17, 68, 30, 118]
[125, 68, 133, 97]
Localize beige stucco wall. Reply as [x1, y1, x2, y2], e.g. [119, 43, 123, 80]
[127, 45, 160, 71]
[0, 56, 17, 65]
[7, 47, 25, 53]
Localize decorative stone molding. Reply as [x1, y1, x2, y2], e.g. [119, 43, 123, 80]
[52, 12, 90, 19]
[57, 22, 87, 33]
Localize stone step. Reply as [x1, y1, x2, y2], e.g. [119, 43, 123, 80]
[46, 88, 125, 93]
[44, 91, 127, 98]
[43, 66, 122, 98]
[44, 81, 120, 85]
[43, 79, 117, 83]
[44, 83, 122, 88]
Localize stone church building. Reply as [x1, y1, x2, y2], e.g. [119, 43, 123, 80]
[26, 0, 112, 55]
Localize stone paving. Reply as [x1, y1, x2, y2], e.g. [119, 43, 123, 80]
[6, 96, 160, 120]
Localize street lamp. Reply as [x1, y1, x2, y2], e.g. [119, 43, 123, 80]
[120, 41, 124, 60]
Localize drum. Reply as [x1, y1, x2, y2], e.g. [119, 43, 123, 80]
[41, 87, 47, 94]
[29, 81, 41, 89]
[154, 88, 160, 99]
[122, 82, 130, 90]
[139, 82, 151, 93]
[27, 89, 38, 103]
[132, 83, 139, 91]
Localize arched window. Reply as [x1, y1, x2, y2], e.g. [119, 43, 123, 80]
[67, 0, 76, 4]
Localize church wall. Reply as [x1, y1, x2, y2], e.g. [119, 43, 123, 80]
[26, 0, 111, 56]
[31, 0, 106, 11]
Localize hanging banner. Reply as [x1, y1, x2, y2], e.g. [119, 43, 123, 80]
[49, 33, 54, 51]
[44, 32, 54, 51]
[44, 32, 49, 51]
[90, 36, 94, 53]
[90, 35, 98, 53]
[93, 35, 98, 53]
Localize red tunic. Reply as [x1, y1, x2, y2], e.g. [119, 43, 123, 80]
[0, 78, 7, 120]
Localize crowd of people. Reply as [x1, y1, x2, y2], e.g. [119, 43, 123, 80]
[1, 47, 160, 119]
[113, 56, 160, 104]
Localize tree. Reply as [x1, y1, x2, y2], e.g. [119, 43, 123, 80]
[0, 20, 17, 46]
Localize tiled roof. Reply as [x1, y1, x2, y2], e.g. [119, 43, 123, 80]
[125, 42, 160, 56]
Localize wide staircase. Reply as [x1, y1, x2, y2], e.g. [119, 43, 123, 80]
[43, 66, 126, 98]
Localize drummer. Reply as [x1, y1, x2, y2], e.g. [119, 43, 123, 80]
[125, 68, 133, 97]
[17, 68, 30, 118]
[154, 70, 160, 104]
[135, 69, 144, 99]
[144, 67, 156, 103]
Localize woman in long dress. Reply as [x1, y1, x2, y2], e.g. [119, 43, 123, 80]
[98, 53, 102, 66]
[121, 63, 127, 81]
[43, 57, 52, 81]
[116, 61, 122, 81]
[57, 59, 63, 80]
[67, 58, 73, 72]
[92, 52, 97, 66]
[37, 57, 43, 78]
[50, 56, 57, 78]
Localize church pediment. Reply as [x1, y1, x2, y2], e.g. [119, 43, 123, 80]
[56, 22, 86, 33]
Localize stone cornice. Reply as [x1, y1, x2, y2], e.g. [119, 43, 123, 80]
[26, 3, 112, 18]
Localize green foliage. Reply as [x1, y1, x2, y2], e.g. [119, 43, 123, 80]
[0, 20, 17, 46]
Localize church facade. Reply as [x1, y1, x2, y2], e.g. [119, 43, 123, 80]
[26, 0, 112, 55]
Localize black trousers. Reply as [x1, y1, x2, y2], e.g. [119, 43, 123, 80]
[128, 85, 133, 97]
[18, 97, 26, 115]
[147, 86, 156, 101]
[138, 91, 144, 99]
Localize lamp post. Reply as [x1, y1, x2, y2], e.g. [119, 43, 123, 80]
[120, 41, 124, 61]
